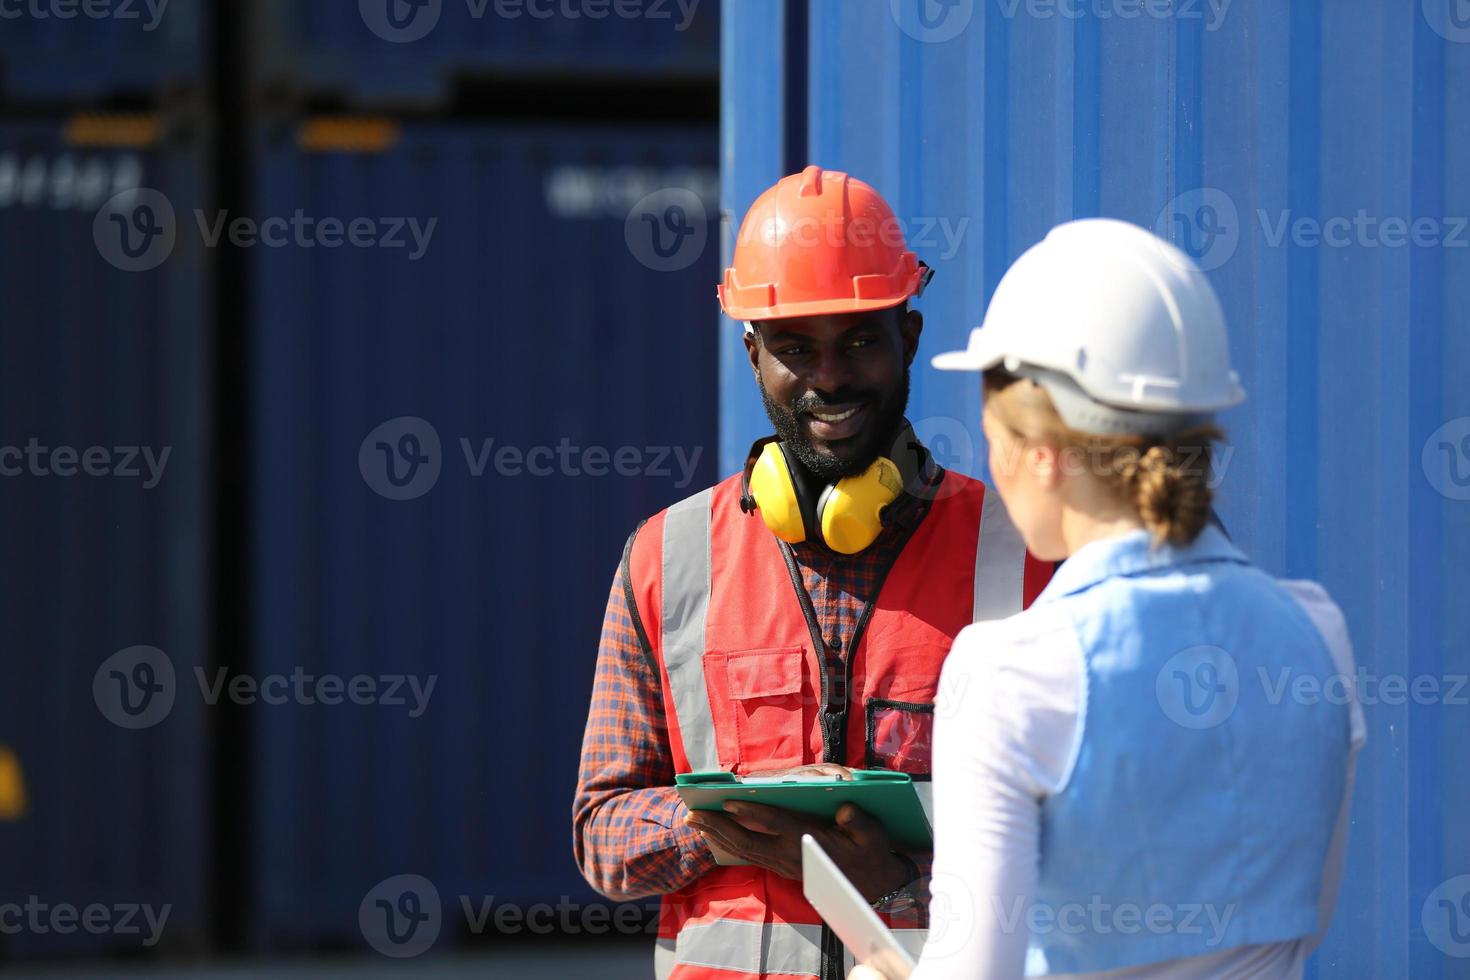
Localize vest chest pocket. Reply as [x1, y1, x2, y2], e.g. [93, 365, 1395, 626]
[703, 646, 808, 773]
[864, 699, 935, 774]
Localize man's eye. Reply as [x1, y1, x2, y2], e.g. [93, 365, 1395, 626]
[848, 338, 876, 349]
[778, 346, 808, 356]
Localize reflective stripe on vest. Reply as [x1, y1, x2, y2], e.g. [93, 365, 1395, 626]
[974, 484, 1027, 622]
[661, 487, 720, 772]
[665, 920, 824, 976]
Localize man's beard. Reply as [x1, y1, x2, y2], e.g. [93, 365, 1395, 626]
[760, 368, 911, 482]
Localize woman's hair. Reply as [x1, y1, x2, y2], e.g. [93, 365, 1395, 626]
[983, 370, 1224, 546]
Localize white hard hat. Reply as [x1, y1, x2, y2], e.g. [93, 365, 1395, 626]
[932, 218, 1246, 436]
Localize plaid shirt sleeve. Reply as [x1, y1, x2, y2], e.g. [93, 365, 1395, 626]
[572, 553, 718, 901]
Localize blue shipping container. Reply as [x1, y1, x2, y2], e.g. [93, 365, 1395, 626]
[247, 119, 719, 952]
[723, 2, 1470, 977]
[256, 0, 719, 105]
[0, 116, 212, 959]
[0, 0, 207, 104]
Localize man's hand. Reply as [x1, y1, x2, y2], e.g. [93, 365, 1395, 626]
[684, 799, 912, 903]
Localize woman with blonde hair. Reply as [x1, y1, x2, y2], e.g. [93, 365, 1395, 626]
[854, 220, 1365, 979]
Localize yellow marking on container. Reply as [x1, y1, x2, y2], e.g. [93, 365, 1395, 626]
[0, 747, 26, 820]
[64, 114, 163, 148]
[297, 118, 402, 154]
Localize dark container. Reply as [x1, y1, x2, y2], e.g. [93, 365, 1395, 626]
[0, 114, 212, 959]
[245, 118, 719, 951]
[0, 0, 207, 104]
[253, 0, 719, 106]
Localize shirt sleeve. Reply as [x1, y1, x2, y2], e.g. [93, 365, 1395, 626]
[910, 612, 1083, 980]
[1276, 580, 1367, 954]
[572, 554, 718, 902]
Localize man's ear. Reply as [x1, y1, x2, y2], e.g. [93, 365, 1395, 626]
[743, 323, 761, 378]
[900, 308, 923, 367]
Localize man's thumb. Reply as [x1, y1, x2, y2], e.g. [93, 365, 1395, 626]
[836, 803, 879, 839]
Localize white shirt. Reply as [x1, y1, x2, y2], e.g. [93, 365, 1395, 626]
[908, 580, 1367, 979]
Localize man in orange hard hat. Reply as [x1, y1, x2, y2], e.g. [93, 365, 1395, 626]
[574, 166, 1052, 980]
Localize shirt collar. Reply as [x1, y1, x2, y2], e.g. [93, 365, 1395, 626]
[1035, 523, 1249, 603]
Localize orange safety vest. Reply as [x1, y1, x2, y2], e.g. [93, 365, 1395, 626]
[626, 470, 1050, 980]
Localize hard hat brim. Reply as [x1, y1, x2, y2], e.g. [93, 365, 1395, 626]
[721, 292, 915, 324]
[930, 327, 1003, 373]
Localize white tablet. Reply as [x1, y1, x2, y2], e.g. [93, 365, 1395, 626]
[801, 835, 917, 980]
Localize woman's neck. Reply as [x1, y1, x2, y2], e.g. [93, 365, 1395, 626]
[1058, 507, 1147, 558]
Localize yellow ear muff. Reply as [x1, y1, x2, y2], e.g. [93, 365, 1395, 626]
[817, 457, 905, 555]
[747, 441, 808, 543]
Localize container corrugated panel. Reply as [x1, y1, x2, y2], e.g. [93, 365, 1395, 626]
[255, 0, 719, 105]
[247, 120, 719, 950]
[0, 117, 212, 958]
[0, 0, 206, 104]
[726, 3, 1470, 976]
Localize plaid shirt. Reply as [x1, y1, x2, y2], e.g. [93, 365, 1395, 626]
[572, 480, 935, 902]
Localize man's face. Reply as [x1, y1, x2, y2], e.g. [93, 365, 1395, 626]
[745, 307, 922, 481]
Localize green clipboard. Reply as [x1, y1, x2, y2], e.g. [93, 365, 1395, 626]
[675, 770, 932, 864]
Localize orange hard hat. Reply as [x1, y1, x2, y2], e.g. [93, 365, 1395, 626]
[719, 165, 931, 322]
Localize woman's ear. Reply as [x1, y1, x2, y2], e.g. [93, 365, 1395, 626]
[1028, 442, 1065, 489]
